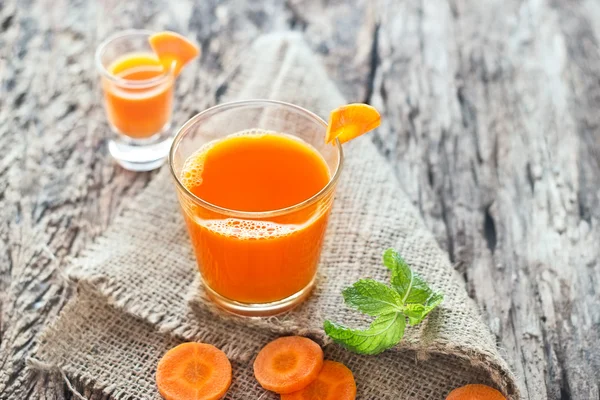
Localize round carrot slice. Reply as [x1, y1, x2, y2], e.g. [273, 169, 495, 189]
[446, 384, 507, 400]
[149, 31, 200, 77]
[253, 336, 324, 394]
[281, 360, 356, 400]
[325, 103, 381, 144]
[156, 342, 232, 400]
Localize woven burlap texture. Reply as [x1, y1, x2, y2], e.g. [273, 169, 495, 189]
[34, 33, 519, 399]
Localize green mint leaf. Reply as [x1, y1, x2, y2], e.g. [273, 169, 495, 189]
[404, 292, 444, 325]
[383, 247, 409, 272]
[324, 312, 406, 355]
[342, 279, 404, 316]
[325, 249, 444, 355]
[383, 248, 441, 305]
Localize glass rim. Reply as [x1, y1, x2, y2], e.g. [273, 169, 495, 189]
[95, 29, 173, 88]
[169, 99, 344, 218]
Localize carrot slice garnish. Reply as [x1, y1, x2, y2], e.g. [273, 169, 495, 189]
[325, 103, 381, 144]
[149, 31, 200, 77]
[446, 384, 507, 400]
[253, 336, 324, 394]
[281, 360, 356, 400]
[156, 342, 232, 400]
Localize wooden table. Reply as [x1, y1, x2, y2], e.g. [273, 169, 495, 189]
[1, 0, 598, 398]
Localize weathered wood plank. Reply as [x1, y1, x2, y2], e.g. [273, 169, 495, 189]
[285, 0, 377, 102]
[369, 0, 600, 398]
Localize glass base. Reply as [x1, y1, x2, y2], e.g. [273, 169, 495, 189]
[203, 277, 316, 317]
[108, 128, 173, 172]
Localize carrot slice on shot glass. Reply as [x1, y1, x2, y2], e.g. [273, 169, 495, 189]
[325, 103, 381, 144]
[156, 342, 232, 400]
[149, 31, 200, 76]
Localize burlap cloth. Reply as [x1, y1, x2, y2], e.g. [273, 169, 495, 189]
[32, 33, 519, 399]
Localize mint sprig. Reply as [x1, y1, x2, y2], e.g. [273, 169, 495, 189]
[323, 248, 444, 355]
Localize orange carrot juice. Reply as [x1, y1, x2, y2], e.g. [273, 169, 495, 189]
[179, 130, 334, 306]
[102, 53, 173, 138]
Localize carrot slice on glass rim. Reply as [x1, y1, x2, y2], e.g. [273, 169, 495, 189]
[155, 342, 232, 400]
[325, 103, 381, 144]
[149, 31, 200, 77]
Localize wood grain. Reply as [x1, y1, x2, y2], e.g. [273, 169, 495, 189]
[1, 0, 599, 399]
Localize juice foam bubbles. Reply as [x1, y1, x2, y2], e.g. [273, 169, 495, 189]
[203, 218, 298, 240]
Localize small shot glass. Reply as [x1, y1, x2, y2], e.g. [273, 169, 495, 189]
[95, 29, 175, 171]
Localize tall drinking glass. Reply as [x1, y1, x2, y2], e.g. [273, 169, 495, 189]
[95, 30, 175, 171]
[169, 100, 343, 316]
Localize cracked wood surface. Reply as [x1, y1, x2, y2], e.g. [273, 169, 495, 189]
[1, 0, 599, 399]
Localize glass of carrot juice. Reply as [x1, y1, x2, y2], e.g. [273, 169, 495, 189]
[169, 100, 343, 316]
[95, 30, 175, 171]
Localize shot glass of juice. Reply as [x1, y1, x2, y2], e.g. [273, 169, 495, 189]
[169, 100, 343, 316]
[95, 30, 175, 171]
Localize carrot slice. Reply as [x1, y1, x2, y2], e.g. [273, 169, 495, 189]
[253, 336, 324, 394]
[149, 31, 200, 77]
[281, 360, 356, 400]
[156, 342, 232, 400]
[325, 103, 381, 144]
[446, 384, 507, 400]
